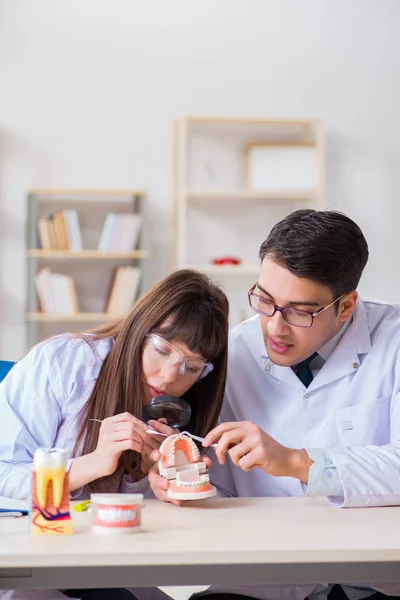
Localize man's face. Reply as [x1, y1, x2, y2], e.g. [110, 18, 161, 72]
[256, 258, 354, 366]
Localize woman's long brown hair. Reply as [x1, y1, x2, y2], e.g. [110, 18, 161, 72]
[73, 269, 229, 491]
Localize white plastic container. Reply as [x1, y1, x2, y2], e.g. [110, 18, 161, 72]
[90, 493, 143, 535]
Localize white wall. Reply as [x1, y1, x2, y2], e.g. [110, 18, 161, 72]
[0, 0, 399, 359]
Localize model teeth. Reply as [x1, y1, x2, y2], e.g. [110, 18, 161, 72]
[164, 434, 200, 465]
[34, 448, 67, 509]
[97, 508, 137, 523]
[176, 473, 210, 487]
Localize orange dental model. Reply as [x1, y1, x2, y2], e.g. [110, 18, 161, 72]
[158, 433, 216, 500]
[31, 447, 73, 535]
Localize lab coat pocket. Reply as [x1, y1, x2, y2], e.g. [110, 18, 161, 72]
[336, 396, 390, 446]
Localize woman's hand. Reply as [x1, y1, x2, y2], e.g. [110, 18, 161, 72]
[69, 414, 177, 492]
[70, 412, 149, 491]
[92, 412, 150, 477]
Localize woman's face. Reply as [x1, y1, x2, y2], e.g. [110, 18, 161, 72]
[141, 334, 208, 405]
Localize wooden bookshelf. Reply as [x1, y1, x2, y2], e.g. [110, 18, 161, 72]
[26, 189, 149, 346]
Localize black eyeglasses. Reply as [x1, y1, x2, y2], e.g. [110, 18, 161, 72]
[248, 284, 344, 328]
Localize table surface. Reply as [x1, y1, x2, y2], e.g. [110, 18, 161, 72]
[1, 497, 400, 589]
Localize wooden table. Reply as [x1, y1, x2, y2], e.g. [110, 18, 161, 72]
[1, 497, 400, 590]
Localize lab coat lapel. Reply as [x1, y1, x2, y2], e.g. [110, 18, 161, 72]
[266, 360, 305, 389]
[309, 299, 372, 390]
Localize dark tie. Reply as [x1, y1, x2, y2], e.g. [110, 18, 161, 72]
[295, 352, 318, 387]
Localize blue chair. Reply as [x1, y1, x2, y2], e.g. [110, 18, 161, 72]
[0, 361, 15, 383]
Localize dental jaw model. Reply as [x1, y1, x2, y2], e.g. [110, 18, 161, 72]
[31, 448, 73, 535]
[158, 433, 216, 500]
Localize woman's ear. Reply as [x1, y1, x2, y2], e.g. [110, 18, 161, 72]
[339, 291, 358, 322]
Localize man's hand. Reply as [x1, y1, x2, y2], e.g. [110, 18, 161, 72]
[202, 421, 313, 483]
[148, 449, 212, 506]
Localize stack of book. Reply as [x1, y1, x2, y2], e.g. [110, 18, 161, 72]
[97, 213, 143, 251]
[37, 210, 82, 250]
[35, 268, 79, 314]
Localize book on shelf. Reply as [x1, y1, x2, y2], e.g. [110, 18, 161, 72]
[97, 213, 143, 252]
[105, 266, 141, 314]
[37, 210, 82, 251]
[35, 267, 79, 314]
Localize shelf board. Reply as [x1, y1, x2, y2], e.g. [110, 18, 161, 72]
[244, 141, 316, 148]
[27, 250, 149, 259]
[186, 190, 316, 201]
[28, 189, 146, 197]
[189, 264, 260, 275]
[184, 116, 320, 127]
[26, 313, 124, 322]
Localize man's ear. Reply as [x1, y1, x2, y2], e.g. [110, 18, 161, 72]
[339, 291, 358, 322]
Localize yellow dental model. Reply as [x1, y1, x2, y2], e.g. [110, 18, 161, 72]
[31, 447, 73, 535]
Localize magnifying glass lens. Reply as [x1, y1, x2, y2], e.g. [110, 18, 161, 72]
[146, 395, 191, 428]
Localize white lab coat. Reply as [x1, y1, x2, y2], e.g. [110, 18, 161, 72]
[207, 298, 400, 600]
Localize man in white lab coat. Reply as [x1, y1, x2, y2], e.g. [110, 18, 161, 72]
[150, 209, 400, 600]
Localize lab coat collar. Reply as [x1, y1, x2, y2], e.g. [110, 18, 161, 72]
[261, 298, 372, 390]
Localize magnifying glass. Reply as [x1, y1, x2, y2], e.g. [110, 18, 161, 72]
[146, 395, 191, 428]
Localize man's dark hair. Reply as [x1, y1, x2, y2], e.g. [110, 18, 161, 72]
[259, 209, 369, 297]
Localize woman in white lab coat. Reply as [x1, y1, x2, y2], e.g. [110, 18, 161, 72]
[0, 268, 229, 600]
